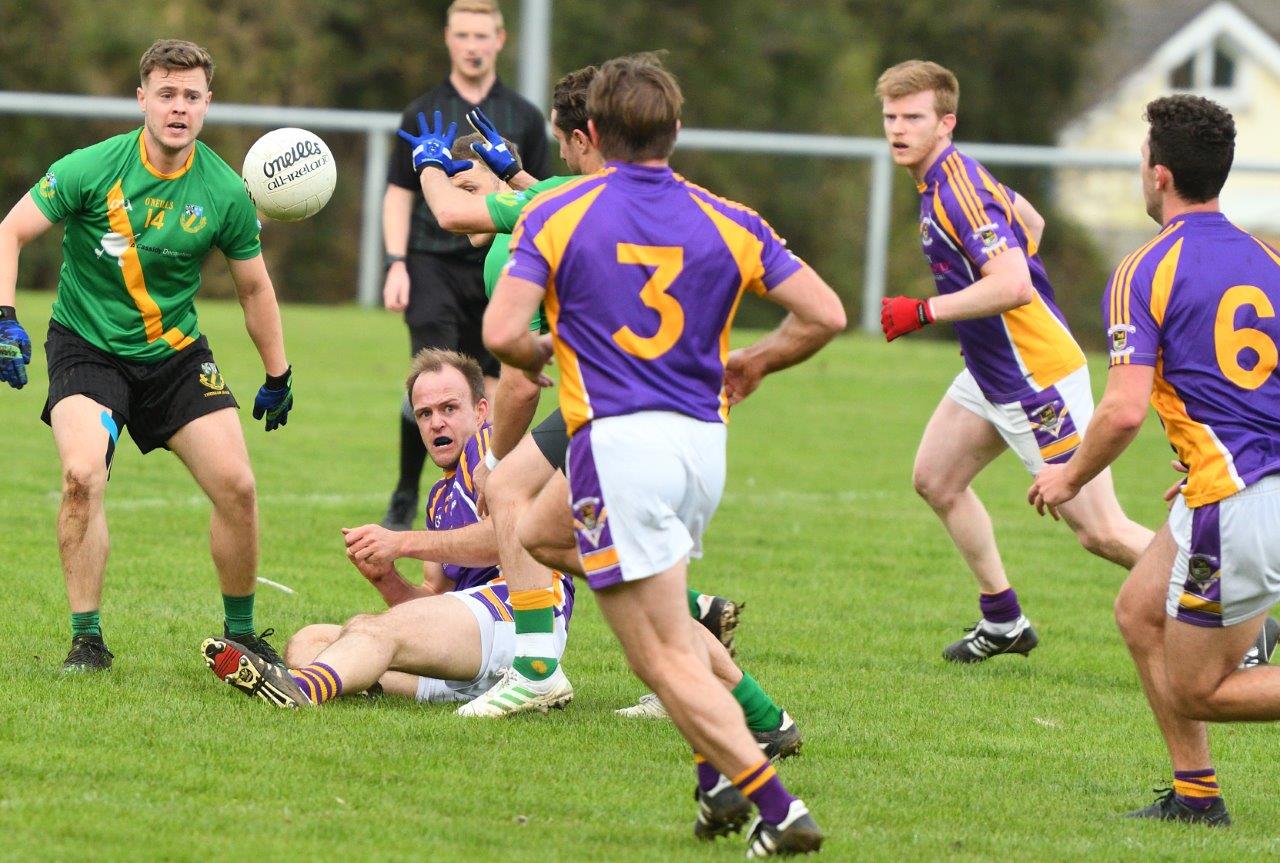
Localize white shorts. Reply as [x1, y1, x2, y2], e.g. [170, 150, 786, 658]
[415, 588, 569, 703]
[1165, 474, 1280, 628]
[946, 365, 1094, 473]
[566, 411, 727, 590]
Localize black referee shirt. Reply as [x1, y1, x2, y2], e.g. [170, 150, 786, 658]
[388, 77, 550, 259]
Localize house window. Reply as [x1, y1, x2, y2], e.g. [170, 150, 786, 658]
[1213, 46, 1236, 87]
[1168, 38, 1239, 92]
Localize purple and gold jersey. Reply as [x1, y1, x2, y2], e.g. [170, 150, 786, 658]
[1104, 212, 1280, 507]
[505, 162, 804, 435]
[918, 145, 1085, 401]
[424, 423, 576, 623]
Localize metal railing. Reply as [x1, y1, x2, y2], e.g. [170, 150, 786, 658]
[4, 90, 1280, 329]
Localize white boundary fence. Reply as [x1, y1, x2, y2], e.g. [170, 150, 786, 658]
[3, 89, 1280, 330]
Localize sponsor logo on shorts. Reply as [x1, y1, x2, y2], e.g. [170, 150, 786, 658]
[181, 204, 207, 234]
[572, 496, 608, 547]
[1029, 401, 1068, 438]
[1188, 554, 1219, 584]
[198, 361, 228, 395]
[1108, 323, 1135, 358]
[38, 173, 57, 198]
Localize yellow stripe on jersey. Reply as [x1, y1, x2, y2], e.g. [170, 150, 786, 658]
[930, 188, 963, 249]
[1149, 237, 1184, 326]
[941, 155, 986, 233]
[976, 167, 1038, 257]
[426, 482, 448, 523]
[1151, 356, 1243, 507]
[1252, 235, 1280, 268]
[1001, 292, 1086, 389]
[1039, 432, 1082, 461]
[677, 176, 794, 250]
[535, 184, 609, 435]
[106, 180, 195, 351]
[688, 192, 768, 420]
[1111, 222, 1184, 331]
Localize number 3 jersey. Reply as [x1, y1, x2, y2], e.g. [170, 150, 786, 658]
[1105, 211, 1280, 507]
[505, 162, 804, 435]
[30, 129, 262, 362]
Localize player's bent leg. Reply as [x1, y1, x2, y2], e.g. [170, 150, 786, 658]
[519, 471, 581, 576]
[50, 395, 117, 671]
[1055, 467, 1154, 569]
[595, 565, 820, 851]
[285, 624, 342, 666]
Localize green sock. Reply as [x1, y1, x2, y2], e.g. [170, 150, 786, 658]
[223, 593, 256, 638]
[511, 589, 559, 681]
[732, 672, 783, 733]
[687, 588, 704, 618]
[71, 610, 102, 639]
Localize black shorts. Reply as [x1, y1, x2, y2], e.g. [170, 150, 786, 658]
[405, 252, 500, 377]
[41, 321, 239, 454]
[531, 408, 569, 472]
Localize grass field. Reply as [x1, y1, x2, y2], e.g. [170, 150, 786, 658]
[2, 293, 1278, 862]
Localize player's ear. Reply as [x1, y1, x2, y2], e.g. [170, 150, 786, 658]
[136, 86, 146, 111]
[587, 119, 601, 149]
[939, 113, 957, 136]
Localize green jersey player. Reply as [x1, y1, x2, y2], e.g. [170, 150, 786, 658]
[0, 39, 295, 672]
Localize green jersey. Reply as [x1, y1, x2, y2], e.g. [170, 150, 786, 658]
[483, 175, 577, 333]
[31, 129, 262, 362]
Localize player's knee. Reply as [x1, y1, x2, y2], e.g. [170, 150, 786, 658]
[341, 612, 387, 640]
[61, 462, 106, 506]
[1075, 524, 1119, 561]
[912, 469, 953, 509]
[517, 513, 550, 563]
[1113, 590, 1158, 647]
[286, 624, 339, 666]
[1167, 678, 1220, 720]
[215, 471, 257, 519]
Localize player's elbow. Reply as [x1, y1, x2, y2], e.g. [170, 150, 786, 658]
[816, 292, 848, 335]
[434, 206, 472, 234]
[1107, 399, 1149, 435]
[482, 311, 521, 360]
[1007, 277, 1034, 309]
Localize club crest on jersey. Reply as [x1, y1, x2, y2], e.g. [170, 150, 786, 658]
[572, 497, 608, 547]
[1029, 401, 1069, 438]
[919, 218, 933, 246]
[181, 204, 207, 234]
[1108, 323, 1135, 358]
[1188, 553, 1219, 584]
[38, 173, 57, 198]
[973, 223, 1001, 250]
[198, 362, 225, 392]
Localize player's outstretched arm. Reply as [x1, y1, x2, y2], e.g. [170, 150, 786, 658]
[419, 166, 500, 235]
[227, 254, 293, 431]
[343, 521, 500, 569]
[0, 197, 55, 389]
[724, 265, 846, 404]
[1028, 363, 1154, 518]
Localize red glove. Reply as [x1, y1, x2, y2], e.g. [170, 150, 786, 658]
[881, 296, 934, 342]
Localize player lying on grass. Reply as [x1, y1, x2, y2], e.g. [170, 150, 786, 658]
[876, 60, 1152, 663]
[1030, 95, 1280, 828]
[406, 65, 751, 720]
[201, 348, 799, 760]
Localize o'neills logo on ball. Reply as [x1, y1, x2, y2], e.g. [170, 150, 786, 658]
[261, 140, 326, 179]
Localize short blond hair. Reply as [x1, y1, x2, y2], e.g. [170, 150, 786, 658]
[447, 0, 504, 28]
[139, 39, 214, 87]
[875, 60, 958, 117]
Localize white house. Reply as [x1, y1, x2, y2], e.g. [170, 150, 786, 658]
[1057, 0, 1280, 259]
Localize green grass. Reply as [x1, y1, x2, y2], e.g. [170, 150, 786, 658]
[2, 294, 1278, 862]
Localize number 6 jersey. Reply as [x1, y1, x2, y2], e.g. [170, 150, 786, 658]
[503, 162, 804, 435]
[1105, 211, 1280, 506]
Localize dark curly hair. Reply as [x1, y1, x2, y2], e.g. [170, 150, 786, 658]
[552, 66, 598, 136]
[1144, 95, 1235, 202]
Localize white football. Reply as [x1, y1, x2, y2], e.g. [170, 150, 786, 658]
[241, 128, 336, 222]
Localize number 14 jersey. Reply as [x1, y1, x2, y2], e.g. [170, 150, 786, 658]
[505, 162, 804, 435]
[1105, 211, 1280, 506]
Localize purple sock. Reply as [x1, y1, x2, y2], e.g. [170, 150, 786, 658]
[1174, 768, 1220, 811]
[733, 759, 797, 825]
[291, 662, 343, 704]
[980, 587, 1021, 624]
[695, 756, 720, 793]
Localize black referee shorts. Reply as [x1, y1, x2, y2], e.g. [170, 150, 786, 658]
[405, 252, 500, 377]
[41, 321, 239, 453]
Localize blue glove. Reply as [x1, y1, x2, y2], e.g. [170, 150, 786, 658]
[253, 366, 293, 431]
[466, 107, 520, 181]
[0, 307, 31, 390]
[397, 110, 473, 177]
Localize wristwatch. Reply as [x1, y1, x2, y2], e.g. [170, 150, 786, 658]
[384, 253, 406, 269]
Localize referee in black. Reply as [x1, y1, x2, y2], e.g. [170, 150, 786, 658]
[380, 0, 549, 529]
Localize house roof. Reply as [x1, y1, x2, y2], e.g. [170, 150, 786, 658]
[1070, 0, 1280, 118]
